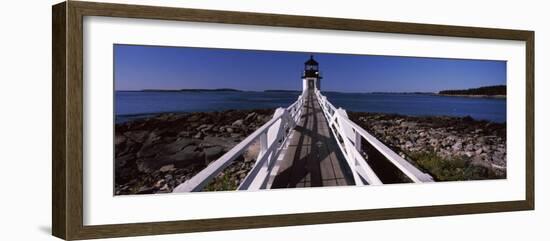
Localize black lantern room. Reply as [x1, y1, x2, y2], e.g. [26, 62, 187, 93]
[302, 55, 322, 79]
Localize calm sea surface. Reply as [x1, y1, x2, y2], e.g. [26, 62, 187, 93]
[115, 91, 506, 123]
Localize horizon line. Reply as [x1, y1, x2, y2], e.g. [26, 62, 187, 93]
[115, 84, 506, 93]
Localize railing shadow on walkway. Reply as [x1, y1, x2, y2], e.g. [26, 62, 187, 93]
[271, 92, 354, 188]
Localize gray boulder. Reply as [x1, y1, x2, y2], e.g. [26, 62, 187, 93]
[115, 135, 127, 145]
[232, 119, 244, 127]
[136, 132, 161, 157]
[169, 145, 205, 167]
[124, 130, 149, 143]
[204, 146, 224, 162]
[245, 112, 257, 122]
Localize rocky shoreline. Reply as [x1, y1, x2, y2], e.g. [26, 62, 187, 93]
[115, 109, 274, 195]
[115, 109, 506, 195]
[348, 112, 506, 181]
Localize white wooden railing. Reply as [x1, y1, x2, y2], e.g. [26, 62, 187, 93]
[173, 95, 304, 192]
[314, 89, 434, 185]
[173, 89, 432, 192]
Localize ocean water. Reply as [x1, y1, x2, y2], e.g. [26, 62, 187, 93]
[115, 91, 506, 123]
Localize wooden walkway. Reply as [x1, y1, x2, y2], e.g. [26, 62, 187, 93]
[271, 90, 354, 188]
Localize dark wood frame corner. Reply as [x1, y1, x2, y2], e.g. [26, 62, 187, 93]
[52, 1, 535, 240]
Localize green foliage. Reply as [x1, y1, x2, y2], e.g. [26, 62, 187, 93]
[439, 85, 506, 96]
[408, 151, 504, 181]
[203, 173, 238, 191]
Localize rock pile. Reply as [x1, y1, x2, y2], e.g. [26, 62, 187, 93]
[348, 112, 507, 178]
[115, 109, 274, 195]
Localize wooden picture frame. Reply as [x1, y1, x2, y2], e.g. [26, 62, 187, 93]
[52, 1, 534, 240]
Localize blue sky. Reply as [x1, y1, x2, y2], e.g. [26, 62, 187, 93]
[114, 44, 506, 92]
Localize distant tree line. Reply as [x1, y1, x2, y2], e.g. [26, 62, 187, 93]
[439, 85, 506, 96]
[140, 88, 242, 92]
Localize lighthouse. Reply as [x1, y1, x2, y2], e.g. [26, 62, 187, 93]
[302, 55, 322, 92]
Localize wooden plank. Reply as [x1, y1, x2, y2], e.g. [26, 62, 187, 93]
[323, 179, 338, 187]
[314, 92, 354, 186]
[273, 90, 352, 188]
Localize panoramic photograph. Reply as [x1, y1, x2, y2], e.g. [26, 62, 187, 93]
[113, 44, 506, 195]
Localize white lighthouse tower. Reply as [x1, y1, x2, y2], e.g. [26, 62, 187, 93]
[302, 55, 322, 93]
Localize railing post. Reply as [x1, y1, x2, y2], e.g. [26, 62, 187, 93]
[279, 111, 288, 143]
[355, 131, 362, 153]
[259, 132, 268, 158]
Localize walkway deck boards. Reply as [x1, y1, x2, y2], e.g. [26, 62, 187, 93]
[271, 90, 354, 188]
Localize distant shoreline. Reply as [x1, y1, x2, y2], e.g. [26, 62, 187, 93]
[116, 89, 506, 99]
[438, 85, 506, 96]
[263, 89, 301, 93]
[117, 89, 303, 93]
[438, 94, 506, 99]
[140, 88, 243, 92]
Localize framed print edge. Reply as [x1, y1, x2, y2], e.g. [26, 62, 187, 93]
[52, 1, 68, 239]
[52, 1, 535, 240]
[525, 31, 535, 210]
